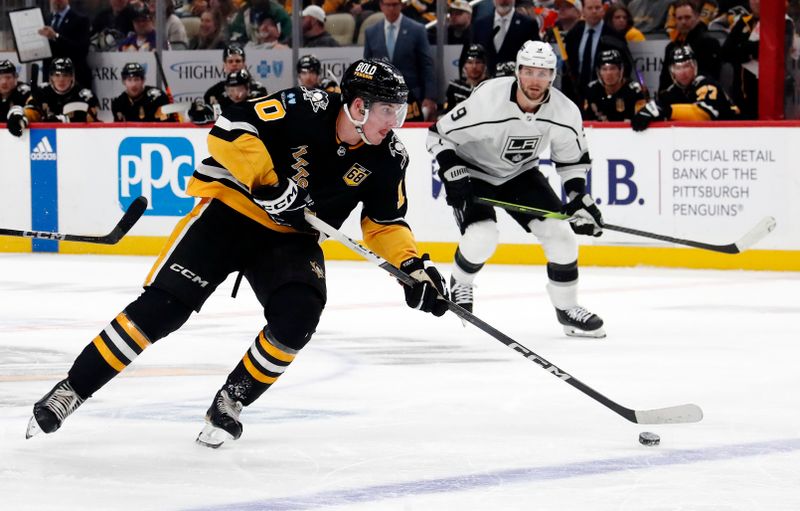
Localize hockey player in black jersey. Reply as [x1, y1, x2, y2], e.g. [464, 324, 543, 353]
[11, 58, 100, 137]
[202, 44, 267, 113]
[442, 44, 489, 114]
[25, 59, 449, 447]
[1, 60, 33, 136]
[428, 40, 606, 338]
[632, 45, 739, 131]
[582, 49, 646, 122]
[111, 62, 176, 122]
[296, 54, 340, 94]
[189, 69, 257, 124]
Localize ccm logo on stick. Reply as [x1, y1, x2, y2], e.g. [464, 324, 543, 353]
[169, 263, 209, 287]
[508, 343, 572, 381]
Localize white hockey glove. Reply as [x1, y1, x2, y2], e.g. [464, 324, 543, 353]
[6, 106, 28, 137]
[563, 193, 604, 237]
[399, 254, 449, 317]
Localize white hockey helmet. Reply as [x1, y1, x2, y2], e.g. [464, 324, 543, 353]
[516, 40, 558, 86]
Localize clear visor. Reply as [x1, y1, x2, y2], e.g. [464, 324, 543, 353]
[368, 101, 407, 128]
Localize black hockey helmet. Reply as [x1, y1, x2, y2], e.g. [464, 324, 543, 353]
[596, 49, 623, 69]
[224, 69, 251, 87]
[464, 44, 487, 63]
[0, 59, 17, 76]
[669, 45, 696, 66]
[297, 54, 321, 75]
[223, 43, 245, 61]
[121, 62, 146, 80]
[50, 58, 74, 76]
[341, 59, 408, 107]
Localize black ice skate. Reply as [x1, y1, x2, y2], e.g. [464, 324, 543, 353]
[450, 276, 474, 313]
[196, 389, 243, 448]
[26, 378, 86, 439]
[556, 306, 606, 338]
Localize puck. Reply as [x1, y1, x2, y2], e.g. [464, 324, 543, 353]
[639, 431, 660, 446]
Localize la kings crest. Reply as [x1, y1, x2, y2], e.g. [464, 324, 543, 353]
[501, 136, 542, 165]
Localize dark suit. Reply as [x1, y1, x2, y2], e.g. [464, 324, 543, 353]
[562, 20, 630, 105]
[364, 15, 435, 104]
[470, 11, 539, 72]
[45, 7, 92, 89]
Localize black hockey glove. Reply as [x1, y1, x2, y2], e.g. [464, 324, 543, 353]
[563, 193, 604, 237]
[188, 99, 215, 124]
[253, 178, 314, 232]
[399, 254, 449, 317]
[632, 100, 671, 132]
[438, 164, 473, 211]
[6, 106, 28, 137]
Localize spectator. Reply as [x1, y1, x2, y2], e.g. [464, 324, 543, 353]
[428, 0, 474, 45]
[402, 0, 436, 24]
[605, 4, 645, 42]
[554, 0, 582, 37]
[562, 0, 631, 105]
[118, 5, 157, 51]
[470, 0, 540, 72]
[296, 54, 341, 93]
[190, 10, 228, 49]
[228, 0, 292, 45]
[301, 5, 340, 47]
[146, 0, 190, 49]
[632, 45, 739, 131]
[1, 60, 32, 132]
[111, 62, 176, 122]
[517, 0, 558, 40]
[91, 0, 136, 40]
[583, 48, 647, 121]
[721, 0, 793, 119]
[211, 0, 238, 27]
[18, 58, 100, 135]
[203, 45, 267, 113]
[245, 12, 290, 49]
[623, 0, 673, 34]
[665, 1, 720, 39]
[442, 43, 489, 114]
[39, 0, 92, 90]
[494, 60, 517, 77]
[364, 0, 437, 121]
[658, 0, 721, 96]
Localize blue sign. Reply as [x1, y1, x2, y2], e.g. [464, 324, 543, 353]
[118, 137, 195, 216]
[29, 129, 59, 252]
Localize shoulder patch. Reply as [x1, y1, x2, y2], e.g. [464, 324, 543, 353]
[301, 86, 329, 112]
[388, 133, 409, 169]
[79, 89, 94, 101]
[629, 81, 642, 92]
[147, 87, 162, 98]
[18, 83, 31, 95]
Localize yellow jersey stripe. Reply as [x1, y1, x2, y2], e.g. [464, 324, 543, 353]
[207, 132, 279, 191]
[116, 312, 151, 350]
[361, 217, 418, 268]
[258, 331, 296, 363]
[243, 353, 278, 384]
[92, 336, 126, 372]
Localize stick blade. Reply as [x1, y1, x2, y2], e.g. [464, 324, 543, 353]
[634, 403, 703, 424]
[734, 216, 777, 253]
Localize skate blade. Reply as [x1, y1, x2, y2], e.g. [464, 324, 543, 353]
[195, 423, 234, 449]
[563, 325, 606, 339]
[25, 415, 42, 439]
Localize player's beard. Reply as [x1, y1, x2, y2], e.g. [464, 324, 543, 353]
[520, 82, 548, 104]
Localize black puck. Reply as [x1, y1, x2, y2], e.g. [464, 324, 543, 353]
[639, 431, 660, 446]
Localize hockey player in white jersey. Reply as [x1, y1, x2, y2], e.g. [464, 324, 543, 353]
[427, 40, 605, 338]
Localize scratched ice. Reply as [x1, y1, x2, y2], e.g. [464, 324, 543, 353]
[1, 253, 799, 511]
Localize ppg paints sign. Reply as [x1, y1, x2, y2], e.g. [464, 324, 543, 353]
[118, 137, 195, 216]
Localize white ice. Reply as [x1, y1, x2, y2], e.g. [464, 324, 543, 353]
[1, 253, 799, 511]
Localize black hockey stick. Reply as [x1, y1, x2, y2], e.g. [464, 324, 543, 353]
[0, 196, 148, 244]
[304, 212, 703, 425]
[475, 197, 777, 254]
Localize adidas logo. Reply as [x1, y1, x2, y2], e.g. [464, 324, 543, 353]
[31, 136, 57, 161]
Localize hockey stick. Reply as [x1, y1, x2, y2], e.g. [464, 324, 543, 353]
[304, 212, 702, 425]
[153, 51, 181, 122]
[475, 197, 776, 254]
[0, 196, 148, 244]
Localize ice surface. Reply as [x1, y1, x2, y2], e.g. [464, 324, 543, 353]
[1, 253, 799, 510]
